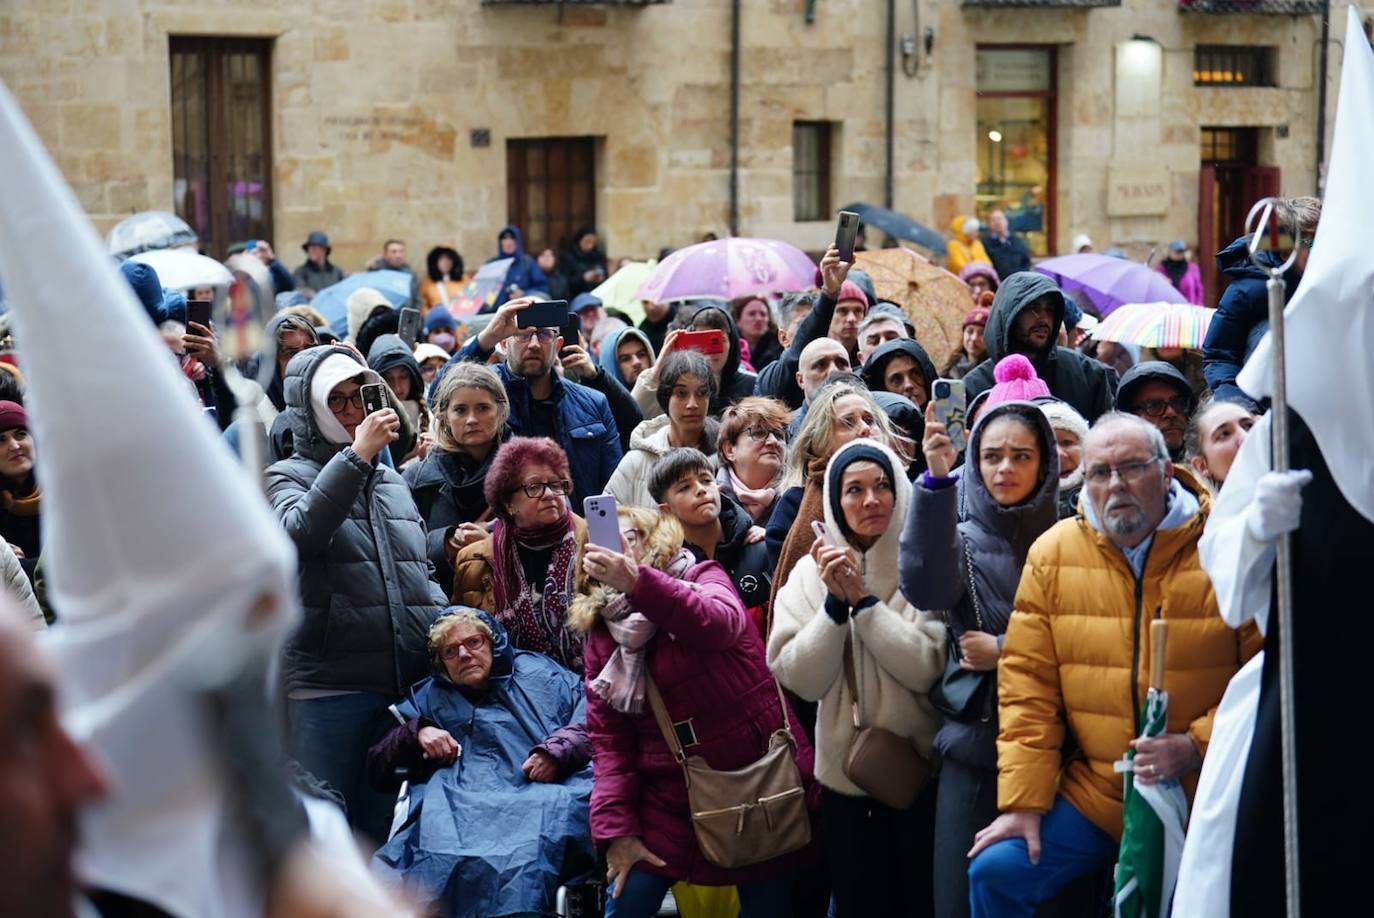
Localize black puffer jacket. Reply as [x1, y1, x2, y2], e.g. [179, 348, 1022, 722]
[684, 493, 773, 631]
[402, 428, 510, 587]
[961, 272, 1116, 423]
[266, 347, 448, 697]
[899, 401, 1060, 769]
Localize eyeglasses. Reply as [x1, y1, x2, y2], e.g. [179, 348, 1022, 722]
[1084, 459, 1160, 486]
[1132, 396, 1190, 419]
[439, 634, 488, 660]
[512, 328, 557, 343]
[742, 426, 786, 444]
[327, 392, 364, 413]
[519, 479, 572, 499]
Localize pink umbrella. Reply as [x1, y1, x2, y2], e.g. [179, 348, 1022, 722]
[635, 237, 816, 302]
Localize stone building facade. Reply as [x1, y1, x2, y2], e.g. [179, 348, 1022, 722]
[1, 0, 1365, 301]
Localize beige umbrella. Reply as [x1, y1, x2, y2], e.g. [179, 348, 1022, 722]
[854, 247, 975, 360]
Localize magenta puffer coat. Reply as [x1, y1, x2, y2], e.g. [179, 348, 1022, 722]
[584, 560, 821, 886]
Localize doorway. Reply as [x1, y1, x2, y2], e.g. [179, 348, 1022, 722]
[169, 37, 274, 259]
[506, 137, 597, 256]
[1198, 127, 1278, 306]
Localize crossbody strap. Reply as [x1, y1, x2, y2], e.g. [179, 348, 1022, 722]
[645, 671, 793, 767]
[960, 536, 985, 632]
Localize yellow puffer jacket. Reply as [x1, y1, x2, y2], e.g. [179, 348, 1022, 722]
[947, 214, 991, 275]
[996, 468, 1261, 839]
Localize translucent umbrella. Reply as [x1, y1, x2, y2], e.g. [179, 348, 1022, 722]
[591, 260, 657, 324]
[853, 247, 975, 359]
[1090, 302, 1216, 350]
[128, 248, 232, 292]
[106, 210, 198, 260]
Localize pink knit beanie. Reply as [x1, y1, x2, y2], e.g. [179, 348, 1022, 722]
[985, 354, 1051, 406]
[836, 280, 869, 309]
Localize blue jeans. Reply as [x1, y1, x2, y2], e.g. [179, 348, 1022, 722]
[286, 692, 397, 845]
[604, 870, 794, 918]
[967, 796, 1117, 918]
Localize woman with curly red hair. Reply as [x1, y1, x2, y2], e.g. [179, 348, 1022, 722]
[451, 436, 588, 671]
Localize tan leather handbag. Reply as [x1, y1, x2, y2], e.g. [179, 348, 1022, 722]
[645, 676, 811, 869]
[841, 636, 932, 811]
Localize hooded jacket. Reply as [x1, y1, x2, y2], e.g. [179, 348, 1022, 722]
[576, 514, 820, 886]
[996, 466, 1260, 839]
[604, 414, 719, 510]
[419, 246, 464, 317]
[1116, 360, 1196, 459]
[366, 334, 429, 453]
[860, 337, 938, 403]
[369, 610, 593, 918]
[769, 439, 947, 796]
[630, 304, 758, 419]
[345, 287, 394, 345]
[485, 225, 549, 308]
[900, 402, 1060, 769]
[947, 215, 992, 275]
[1202, 235, 1301, 407]
[265, 346, 448, 697]
[597, 325, 657, 390]
[961, 272, 1116, 423]
[562, 227, 608, 298]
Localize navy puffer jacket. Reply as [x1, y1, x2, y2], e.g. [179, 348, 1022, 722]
[899, 401, 1060, 769]
[267, 346, 448, 697]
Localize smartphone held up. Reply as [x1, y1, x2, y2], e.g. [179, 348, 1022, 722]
[360, 382, 388, 417]
[931, 378, 968, 453]
[835, 211, 861, 263]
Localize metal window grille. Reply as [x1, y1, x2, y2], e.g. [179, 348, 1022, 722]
[792, 122, 832, 223]
[1178, 1, 1324, 14]
[961, 1, 1122, 8]
[1194, 45, 1277, 86]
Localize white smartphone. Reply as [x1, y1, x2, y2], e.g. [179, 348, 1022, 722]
[931, 378, 968, 453]
[811, 520, 840, 548]
[583, 495, 622, 551]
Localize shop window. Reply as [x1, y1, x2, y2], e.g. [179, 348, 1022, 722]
[975, 47, 1056, 256]
[170, 37, 274, 259]
[1194, 46, 1276, 86]
[506, 137, 597, 255]
[792, 121, 833, 222]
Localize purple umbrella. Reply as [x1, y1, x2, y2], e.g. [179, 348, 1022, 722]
[635, 237, 816, 302]
[1033, 253, 1186, 317]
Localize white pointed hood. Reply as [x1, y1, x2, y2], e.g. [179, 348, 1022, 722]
[0, 79, 297, 915]
[1238, 5, 1374, 524]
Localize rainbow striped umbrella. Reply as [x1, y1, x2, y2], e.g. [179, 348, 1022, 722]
[1090, 301, 1216, 350]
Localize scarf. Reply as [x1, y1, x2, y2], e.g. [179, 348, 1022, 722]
[489, 513, 582, 670]
[589, 548, 696, 714]
[0, 481, 40, 516]
[726, 467, 777, 524]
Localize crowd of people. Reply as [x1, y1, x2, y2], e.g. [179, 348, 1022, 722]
[1, 193, 1329, 918]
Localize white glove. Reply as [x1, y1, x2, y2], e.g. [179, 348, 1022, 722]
[1245, 469, 1313, 542]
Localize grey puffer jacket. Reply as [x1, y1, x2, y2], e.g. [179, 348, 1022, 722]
[266, 346, 448, 697]
[899, 401, 1059, 769]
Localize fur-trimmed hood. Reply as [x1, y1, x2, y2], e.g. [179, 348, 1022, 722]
[567, 511, 686, 633]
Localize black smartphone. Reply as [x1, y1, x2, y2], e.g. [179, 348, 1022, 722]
[397, 307, 421, 348]
[185, 299, 213, 330]
[559, 314, 582, 357]
[360, 382, 388, 416]
[516, 299, 570, 330]
[836, 211, 861, 263]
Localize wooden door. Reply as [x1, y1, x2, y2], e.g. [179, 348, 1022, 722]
[506, 137, 596, 255]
